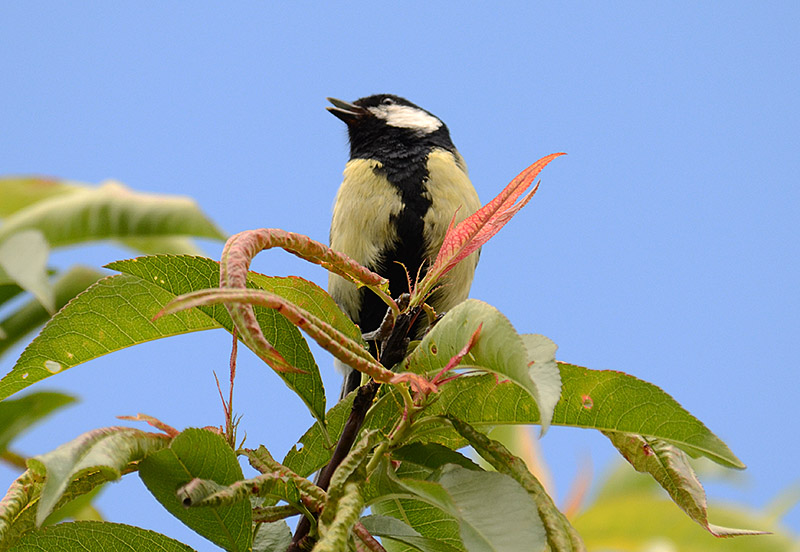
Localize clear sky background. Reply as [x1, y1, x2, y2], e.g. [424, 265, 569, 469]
[2, 3, 798, 550]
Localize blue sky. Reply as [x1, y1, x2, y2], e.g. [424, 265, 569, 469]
[2, 3, 798, 549]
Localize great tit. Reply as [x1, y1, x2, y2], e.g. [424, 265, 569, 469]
[327, 94, 481, 397]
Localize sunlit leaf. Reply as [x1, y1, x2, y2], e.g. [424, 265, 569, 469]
[0, 266, 103, 361]
[0, 180, 225, 248]
[0, 272, 220, 402]
[0, 177, 80, 217]
[2, 255, 339, 430]
[402, 299, 552, 429]
[0, 230, 53, 312]
[289, 362, 743, 476]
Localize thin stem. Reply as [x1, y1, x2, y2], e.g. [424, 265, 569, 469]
[353, 523, 387, 552]
[228, 327, 238, 442]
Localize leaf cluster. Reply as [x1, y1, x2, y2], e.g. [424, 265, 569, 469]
[0, 163, 784, 551]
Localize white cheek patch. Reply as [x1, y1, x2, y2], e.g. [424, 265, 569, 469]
[368, 104, 443, 134]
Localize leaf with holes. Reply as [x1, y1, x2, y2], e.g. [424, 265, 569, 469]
[401, 299, 555, 431]
[604, 432, 765, 537]
[288, 362, 743, 474]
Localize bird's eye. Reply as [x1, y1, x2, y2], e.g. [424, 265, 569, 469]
[381, 98, 395, 106]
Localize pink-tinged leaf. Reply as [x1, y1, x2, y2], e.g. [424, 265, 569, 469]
[117, 414, 180, 438]
[216, 229, 396, 376]
[431, 323, 482, 386]
[219, 229, 389, 297]
[158, 288, 396, 384]
[390, 372, 437, 395]
[414, 153, 564, 303]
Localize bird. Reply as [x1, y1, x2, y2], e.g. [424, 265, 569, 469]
[327, 94, 481, 398]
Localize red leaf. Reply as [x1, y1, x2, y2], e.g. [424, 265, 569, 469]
[414, 153, 564, 303]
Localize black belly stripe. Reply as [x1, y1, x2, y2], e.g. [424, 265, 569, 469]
[356, 147, 433, 340]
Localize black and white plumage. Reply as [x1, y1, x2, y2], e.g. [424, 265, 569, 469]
[327, 94, 480, 397]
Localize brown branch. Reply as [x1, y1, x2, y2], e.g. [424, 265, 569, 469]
[287, 306, 419, 551]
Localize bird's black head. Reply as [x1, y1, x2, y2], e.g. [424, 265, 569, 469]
[327, 94, 457, 160]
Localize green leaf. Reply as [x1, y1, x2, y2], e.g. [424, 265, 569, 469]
[282, 392, 355, 478]
[0, 265, 103, 361]
[552, 364, 744, 469]
[138, 428, 251, 552]
[118, 236, 206, 256]
[0, 177, 81, 217]
[0, 230, 53, 312]
[3, 255, 344, 431]
[0, 180, 226, 248]
[402, 300, 553, 431]
[360, 514, 464, 552]
[391, 443, 480, 472]
[0, 467, 116, 549]
[448, 417, 585, 552]
[574, 464, 798, 551]
[520, 334, 561, 435]
[10, 520, 197, 551]
[291, 361, 743, 473]
[604, 432, 765, 537]
[252, 521, 292, 552]
[111, 255, 341, 427]
[288, 365, 741, 498]
[373, 497, 464, 552]
[1, 272, 221, 401]
[0, 391, 76, 454]
[394, 464, 546, 552]
[423, 364, 743, 469]
[27, 426, 170, 525]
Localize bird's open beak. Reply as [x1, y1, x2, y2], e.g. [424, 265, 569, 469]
[327, 97, 367, 124]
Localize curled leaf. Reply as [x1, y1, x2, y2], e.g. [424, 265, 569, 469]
[158, 288, 395, 383]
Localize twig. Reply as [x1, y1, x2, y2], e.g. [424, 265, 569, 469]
[287, 306, 419, 551]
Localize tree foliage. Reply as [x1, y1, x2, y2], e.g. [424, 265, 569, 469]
[1, 165, 793, 552]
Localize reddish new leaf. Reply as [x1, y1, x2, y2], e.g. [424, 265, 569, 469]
[413, 153, 564, 304]
[217, 229, 395, 374]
